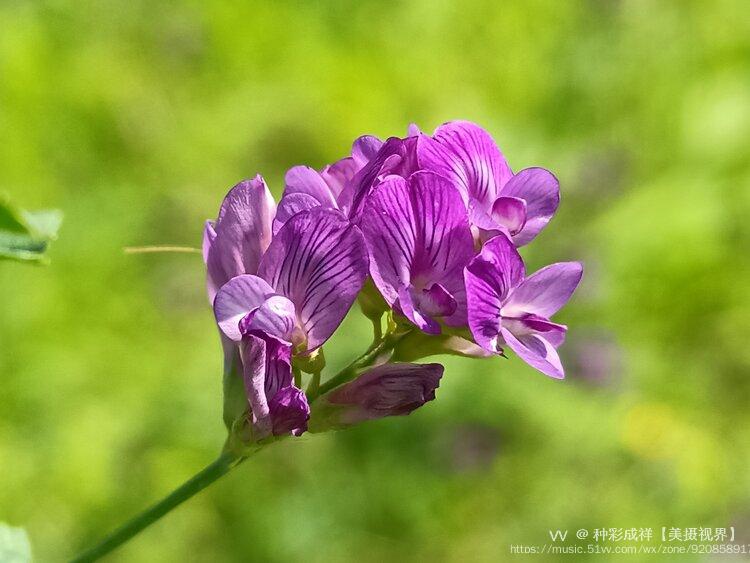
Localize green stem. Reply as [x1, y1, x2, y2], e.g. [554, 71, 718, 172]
[311, 329, 409, 400]
[306, 370, 321, 397]
[70, 451, 241, 563]
[371, 315, 383, 341]
[71, 324, 407, 561]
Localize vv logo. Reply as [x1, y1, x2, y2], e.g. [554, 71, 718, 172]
[549, 530, 568, 541]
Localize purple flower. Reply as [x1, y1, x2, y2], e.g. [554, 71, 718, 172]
[203, 120, 580, 438]
[322, 362, 443, 425]
[203, 176, 276, 303]
[272, 164, 349, 236]
[238, 332, 309, 437]
[360, 171, 475, 334]
[340, 136, 419, 220]
[272, 136, 378, 233]
[213, 208, 369, 437]
[465, 234, 582, 379]
[274, 133, 419, 232]
[271, 133, 389, 233]
[417, 121, 560, 246]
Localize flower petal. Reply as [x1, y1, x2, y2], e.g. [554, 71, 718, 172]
[202, 220, 216, 263]
[240, 333, 299, 439]
[284, 166, 338, 207]
[503, 315, 567, 348]
[409, 171, 475, 326]
[320, 157, 358, 199]
[397, 136, 420, 177]
[207, 176, 275, 294]
[258, 208, 369, 351]
[465, 235, 525, 352]
[394, 282, 462, 336]
[352, 135, 384, 167]
[416, 134, 469, 203]
[417, 283, 457, 318]
[500, 168, 559, 246]
[361, 171, 474, 329]
[239, 334, 272, 438]
[468, 198, 500, 231]
[269, 386, 310, 436]
[341, 137, 406, 218]
[360, 175, 416, 305]
[465, 265, 503, 352]
[418, 121, 513, 207]
[239, 295, 298, 344]
[262, 335, 294, 400]
[203, 220, 220, 302]
[213, 275, 276, 341]
[467, 234, 525, 301]
[273, 192, 321, 235]
[500, 326, 564, 379]
[396, 285, 441, 335]
[491, 196, 527, 236]
[503, 262, 583, 319]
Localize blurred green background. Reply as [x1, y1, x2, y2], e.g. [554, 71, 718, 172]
[2, 1, 749, 561]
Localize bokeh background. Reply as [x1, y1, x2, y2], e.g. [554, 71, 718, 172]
[2, 1, 749, 561]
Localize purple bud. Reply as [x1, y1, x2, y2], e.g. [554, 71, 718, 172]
[326, 363, 444, 424]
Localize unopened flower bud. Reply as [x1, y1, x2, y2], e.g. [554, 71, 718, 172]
[309, 363, 443, 431]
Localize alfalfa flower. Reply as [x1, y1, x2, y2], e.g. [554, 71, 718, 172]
[416, 120, 560, 246]
[213, 208, 369, 439]
[465, 234, 583, 378]
[360, 171, 475, 334]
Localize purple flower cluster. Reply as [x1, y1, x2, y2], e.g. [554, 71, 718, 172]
[204, 121, 582, 443]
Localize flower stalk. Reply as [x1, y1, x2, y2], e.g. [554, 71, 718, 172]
[70, 451, 242, 563]
[312, 327, 408, 399]
[70, 329, 410, 562]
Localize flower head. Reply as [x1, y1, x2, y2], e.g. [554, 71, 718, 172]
[204, 120, 581, 441]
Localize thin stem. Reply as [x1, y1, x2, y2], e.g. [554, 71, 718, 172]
[70, 322, 406, 560]
[311, 329, 409, 400]
[306, 370, 321, 397]
[371, 315, 383, 342]
[123, 246, 201, 254]
[70, 451, 240, 563]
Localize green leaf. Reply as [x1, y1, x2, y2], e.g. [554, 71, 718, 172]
[0, 523, 32, 563]
[0, 194, 62, 264]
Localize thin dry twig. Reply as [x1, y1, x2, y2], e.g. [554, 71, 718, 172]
[124, 246, 201, 255]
